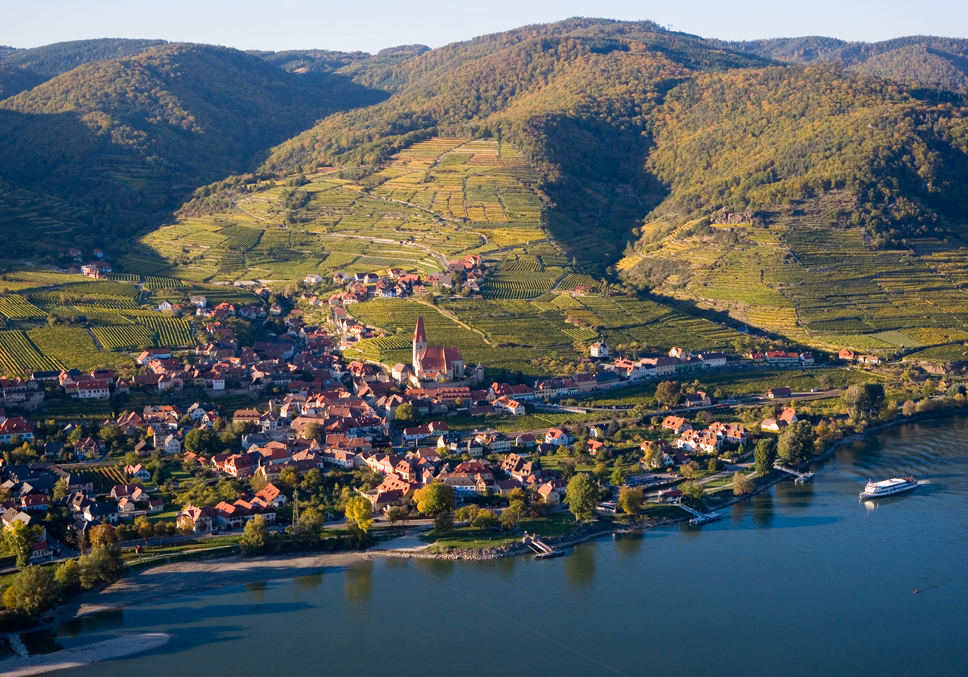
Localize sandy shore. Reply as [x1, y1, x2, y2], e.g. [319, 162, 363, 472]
[58, 551, 367, 620]
[0, 633, 169, 676]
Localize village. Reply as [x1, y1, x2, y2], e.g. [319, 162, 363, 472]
[0, 257, 934, 580]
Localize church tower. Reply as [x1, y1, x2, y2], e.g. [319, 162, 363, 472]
[413, 316, 427, 376]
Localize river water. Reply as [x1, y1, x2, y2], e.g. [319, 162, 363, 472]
[15, 416, 968, 676]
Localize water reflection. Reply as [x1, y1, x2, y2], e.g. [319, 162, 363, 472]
[731, 498, 750, 526]
[245, 581, 268, 603]
[751, 493, 775, 529]
[613, 532, 643, 560]
[494, 554, 516, 581]
[294, 573, 322, 593]
[344, 562, 373, 604]
[564, 543, 595, 591]
[21, 629, 62, 656]
[59, 609, 125, 640]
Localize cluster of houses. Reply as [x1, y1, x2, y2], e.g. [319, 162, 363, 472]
[316, 256, 487, 307]
[156, 296, 268, 321]
[65, 247, 111, 279]
[838, 349, 881, 366]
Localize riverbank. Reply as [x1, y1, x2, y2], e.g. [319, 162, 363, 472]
[16, 407, 964, 636]
[0, 633, 169, 676]
[58, 551, 366, 622]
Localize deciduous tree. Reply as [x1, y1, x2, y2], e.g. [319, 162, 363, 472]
[565, 473, 597, 521]
[344, 496, 373, 533]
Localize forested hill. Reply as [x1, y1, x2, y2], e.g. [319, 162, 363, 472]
[0, 38, 168, 77]
[0, 43, 387, 255]
[261, 18, 770, 270]
[718, 36, 968, 94]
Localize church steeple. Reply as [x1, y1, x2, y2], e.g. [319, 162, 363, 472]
[413, 316, 427, 375]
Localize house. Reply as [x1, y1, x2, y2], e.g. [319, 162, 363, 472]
[590, 341, 609, 359]
[178, 505, 216, 534]
[160, 434, 181, 455]
[661, 416, 691, 435]
[765, 351, 801, 366]
[75, 380, 110, 399]
[492, 396, 525, 415]
[83, 502, 119, 524]
[304, 274, 323, 285]
[191, 295, 207, 308]
[766, 387, 792, 399]
[158, 300, 173, 312]
[536, 483, 561, 505]
[799, 352, 815, 365]
[111, 484, 146, 501]
[544, 428, 574, 446]
[0, 417, 35, 444]
[124, 464, 151, 481]
[698, 352, 728, 369]
[839, 349, 856, 362]
[858, 354, 881, 365]
[255, 483, 287, 507]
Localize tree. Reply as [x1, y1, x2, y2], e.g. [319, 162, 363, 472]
[3, 521, 41, 569]
[617, 486, 644, 517]
[655, 380, 682, 407]
[3, 566, 59, 616]
[470, 509, 498, 529]
[292, 508, 324, 542]
[679, 460, 701, 478]
[88, 524, 116, 549]
[593, 461, 609, 483]
[842, 383, 886, 420]
[414, 482, 456, 516]
[433, 511, 454, 534]
[680, 480, 705, 501]
[184, 427, 220, 455]
[344, 496, 374, 533]
[499, 509, 518, 531]
[79, 545, 124, 588]
[386, 507, 407, 527]
[565, 473, 597, 521]
[55, 558, 82, 593]
[902, 400, 918, 416]
[240, 515, 269, 555]
[279, 466, 299, 488]
[732, 472, 754, 496]
[777, 420, 815, 466]
[136, 516, 154, 542]
[303, 422, 324, 442]
[394, 403, 419, 426]
[754, 438, 777, 475]
[610, 464, 629, 487]
[53, 478, 70, 500]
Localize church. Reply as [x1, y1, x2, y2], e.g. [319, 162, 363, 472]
[412, 316, 465, 382]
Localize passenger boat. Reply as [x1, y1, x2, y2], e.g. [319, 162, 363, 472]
[859, 476, 918, 499]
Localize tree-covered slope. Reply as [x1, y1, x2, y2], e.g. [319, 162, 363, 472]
[0, 38, 167, 78]
[0, 43, 386, 255]
[721, 36, 968, 94]
[260, 19, 768, 271]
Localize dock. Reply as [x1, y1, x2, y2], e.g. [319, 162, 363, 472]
[774, 462, 815, 484]
[678, 504, 722, 525]
[522, 534, 562, 558]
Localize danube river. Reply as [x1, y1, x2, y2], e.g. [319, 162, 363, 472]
[17, 416, 968, 676]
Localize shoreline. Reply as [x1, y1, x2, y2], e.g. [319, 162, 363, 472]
[0, 633, 170, 676]
[5, 407, 962, 642]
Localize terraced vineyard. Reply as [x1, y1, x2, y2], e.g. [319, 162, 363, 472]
[133, 138, 548, 284]
[618, 193, 968, 358]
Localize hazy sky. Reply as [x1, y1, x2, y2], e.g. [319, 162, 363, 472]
[3, 0, 967, 52]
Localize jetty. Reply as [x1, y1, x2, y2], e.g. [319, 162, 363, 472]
[774, 462, 815, 484]
[522, 533, 563, 559]
[678, 504, 722, 525]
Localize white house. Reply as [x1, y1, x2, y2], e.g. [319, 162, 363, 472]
[590, 341, 609, 359]
[304, 274, 323, 285]
[158, 300, 173, 312]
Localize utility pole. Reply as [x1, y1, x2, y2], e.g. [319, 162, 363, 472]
[293, 488, 299, 525]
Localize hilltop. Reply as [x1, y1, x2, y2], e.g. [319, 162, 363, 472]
[0, 43, 386, 256]
[4, 21, 968, 359]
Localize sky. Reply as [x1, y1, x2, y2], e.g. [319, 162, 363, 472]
[2, 0, 967, 53]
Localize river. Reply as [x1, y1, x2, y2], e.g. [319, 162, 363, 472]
[11, 415, 968, 676]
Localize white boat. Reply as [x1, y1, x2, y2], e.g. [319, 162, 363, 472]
[859, 476, 918, 499]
